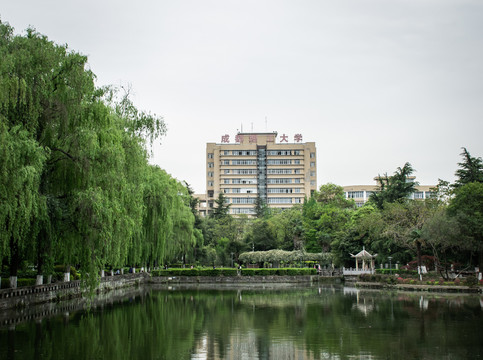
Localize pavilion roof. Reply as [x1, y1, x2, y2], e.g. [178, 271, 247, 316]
[350, 248, 377, 259]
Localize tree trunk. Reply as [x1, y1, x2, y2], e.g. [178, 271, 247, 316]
[9, 237, 20, 289]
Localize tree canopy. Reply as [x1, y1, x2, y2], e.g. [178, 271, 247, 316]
[0, 21, 196, 288]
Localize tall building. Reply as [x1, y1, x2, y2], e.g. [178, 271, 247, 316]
[205, 131, 317, 216]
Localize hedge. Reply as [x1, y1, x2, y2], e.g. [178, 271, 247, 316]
[375, 269, 417, 275]
[241, 268, 316, 276]
[151, 268, 238, 277]
[0, 278, 37, 289]
[151, 268, 317, 277]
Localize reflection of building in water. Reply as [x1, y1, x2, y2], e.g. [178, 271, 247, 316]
[353, 292, 375, 316]
[419, 296, 428, 310]
[192, 330, 326, 359]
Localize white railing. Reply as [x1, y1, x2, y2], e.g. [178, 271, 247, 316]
[343, 268, 375, 275]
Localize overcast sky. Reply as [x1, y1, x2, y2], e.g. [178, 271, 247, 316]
[2, 1, 483, 193]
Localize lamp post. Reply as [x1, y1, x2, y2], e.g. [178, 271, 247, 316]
[388, 256, 393, 275]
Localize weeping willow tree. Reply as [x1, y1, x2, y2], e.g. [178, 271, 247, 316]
[138, 167, 196, 269]
[0, 20, 197, 289]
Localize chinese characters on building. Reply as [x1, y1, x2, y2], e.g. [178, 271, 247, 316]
[221, 133, 303, 144]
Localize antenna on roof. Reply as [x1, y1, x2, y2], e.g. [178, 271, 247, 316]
[265, 116, 267, 131]
[241, 123, 243, 133]
[251, 122, 253, 132]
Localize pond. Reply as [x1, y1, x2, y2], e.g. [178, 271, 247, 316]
[1, 284, 482, 359]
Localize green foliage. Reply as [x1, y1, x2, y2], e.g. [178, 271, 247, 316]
[152, 268, 238, 277]
[369, 163, 417, 210]
[254, 194, 270, 218]
[0, 20, 195, 291]
[303, 191, 353, 253]
[448, 182, 483, 269]
[238, 249, 331, 266]
[453, 148, 483, 188]
[462, 276, 478, 287]
[212, 193, 230, 220]
[375, 269, 417, 275]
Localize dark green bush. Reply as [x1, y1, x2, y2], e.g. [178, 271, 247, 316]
[463, 276, 478, 287]
[376, 269, 417, 275]
[17, 278, 36, 287]
[0, 278, 36, 288]
[151, 267, 316, 277]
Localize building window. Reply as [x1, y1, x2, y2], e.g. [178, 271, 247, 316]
[208, 162, 214, 168]
[233, 169, 257, 175]
[232, 188, 241, 193]
[347, 191, 364, 198]
[268, 188, 293, 193]
[310, 162, 315, 167]
[413, 191, 424, 199]
[224, 150, 229, 155]
[294, 160, 301, 165]
[208, 171, 214, 177]
[267, 159, 292, 165]
[310, 152, 315, 158]
[267, 197, 293, 204]
[268, 169, 292, 174]
[294, 179, 301, 184]
[224, 160, 230, 165]
[208, 181, 214, 186]
[208, 153, 214, 158]
[294, 198, 303, 203]
[224, 169, 230, 174]
[223, 188, 230, 193]
[310, 180, 315, 186]
[267, 178, 292, 184]
[232, 198, 256, 204]
[224, 179, 230, 184]
[208, 190, 214, 198]
[425, 191, 434, 198]
[232, 208, 256, 214]
[232, 160, 257, 165]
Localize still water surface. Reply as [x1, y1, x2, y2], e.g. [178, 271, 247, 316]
[1, 284, 482, 359]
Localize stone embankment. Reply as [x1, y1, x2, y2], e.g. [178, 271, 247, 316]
[0, 273, 148, 312]
[150, 275, 326, 285]
[356, 281, 482, 293]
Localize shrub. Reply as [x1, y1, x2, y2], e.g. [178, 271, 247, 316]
[463, 276, 478, 287]
[376, 269, 417, 275]
[17, 278, 36, 287]
[0, 278, 36, 288]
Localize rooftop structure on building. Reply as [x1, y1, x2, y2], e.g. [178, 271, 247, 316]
[203, 131, 317, 217]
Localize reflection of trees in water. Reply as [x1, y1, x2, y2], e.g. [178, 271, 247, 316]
[0, 287, 482, 359]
